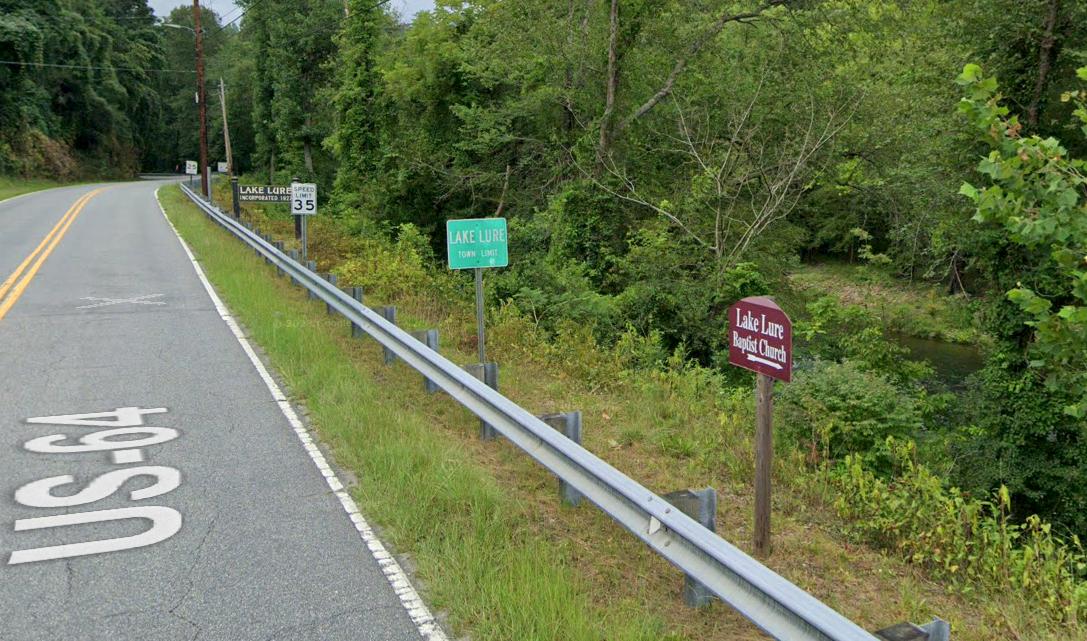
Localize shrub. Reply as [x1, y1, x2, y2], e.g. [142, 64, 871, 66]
[833, 439, 1087, 625]
[797, 296, 933, 385]
[777, 360, 922, 472]
[333, 223, 432, 300]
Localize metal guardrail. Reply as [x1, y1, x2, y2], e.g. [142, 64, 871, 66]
[179, 183, 923, 641]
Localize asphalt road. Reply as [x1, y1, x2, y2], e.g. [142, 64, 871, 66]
[0, 181, 436, 641]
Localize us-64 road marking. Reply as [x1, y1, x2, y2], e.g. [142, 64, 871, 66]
[7, 406, 184, 565]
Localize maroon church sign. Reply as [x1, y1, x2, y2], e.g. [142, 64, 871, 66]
[728, 296, 792, 382]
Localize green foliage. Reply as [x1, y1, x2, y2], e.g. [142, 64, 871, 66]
[952, 355, 1087, 536]
[615, 226, 770, 366]
[834, 439, 1087, 625]
[958, 64, 1087, 417]
[792, 0, 975, 279]
[797, 296, 933, 385]
[0, 0, 165, 177]
[779, 361, 922, 473]
[327, 0, 387, 213]
[331, 223, 432, 300]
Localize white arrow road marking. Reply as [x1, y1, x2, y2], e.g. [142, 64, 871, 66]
[745, 353, 783, 370]
[77, 294, 165, 310]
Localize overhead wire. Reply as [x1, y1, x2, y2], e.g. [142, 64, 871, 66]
[1, 0, 406, 76]
[204, 0, 271, 40]
[0, 59, 196, 74]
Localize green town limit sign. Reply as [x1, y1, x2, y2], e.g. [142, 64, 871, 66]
[446, 218, 509, 270]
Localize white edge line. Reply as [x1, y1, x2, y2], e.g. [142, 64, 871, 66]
[154, 187, 449, 641]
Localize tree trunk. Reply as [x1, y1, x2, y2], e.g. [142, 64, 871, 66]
[1027, 0, 1061, 130]
[563, 0, 577, 134]
[597, 0, 620, 162]
[303, 115, 314, 173]
[618, 0, 787, 132]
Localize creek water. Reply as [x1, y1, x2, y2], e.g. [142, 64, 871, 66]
[888, 332, 986, 389]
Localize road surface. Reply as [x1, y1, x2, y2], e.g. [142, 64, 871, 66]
[0, 181, 440, 641]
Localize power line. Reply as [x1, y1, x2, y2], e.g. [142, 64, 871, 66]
[204, 0, 391, 42]
[206, 0, 270, 39]
[211, 3, 247, 31]
[0, 59, 196, 74]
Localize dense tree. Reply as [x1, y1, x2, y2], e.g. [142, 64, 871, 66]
[0, 0, 166, 176]
[240, 0, 343, 184]
[327, 0, 389, 212]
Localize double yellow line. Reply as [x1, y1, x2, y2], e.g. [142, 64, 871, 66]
[0, 188, 105, 321]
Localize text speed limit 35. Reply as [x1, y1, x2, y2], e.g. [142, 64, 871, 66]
[290, 183, 317, 216]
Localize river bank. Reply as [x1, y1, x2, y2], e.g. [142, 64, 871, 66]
[789, 262, 987, 345]
[788, 262, 990, 387]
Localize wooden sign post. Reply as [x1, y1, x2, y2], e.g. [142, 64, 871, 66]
[727, 296, 792, 557]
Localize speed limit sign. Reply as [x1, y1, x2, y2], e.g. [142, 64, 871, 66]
[290, 183, 317, 216]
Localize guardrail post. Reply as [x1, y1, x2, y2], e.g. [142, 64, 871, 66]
[324, 274, 338, 315]
[409, 330, 440, 393]
[274, 242, 284, 276]
[663, 488, 718, 608]
[306, 261, 317, 299]
[230, 175, 241, 218]
[350, 288, 365, 338]
[378, 307, 397, 363]
[288, 250, 299, 286]
[540, 412, 583, 506]
[875, 619, 951, 641]
[920, 618, 950, 641]
[464, 363, 499, 440]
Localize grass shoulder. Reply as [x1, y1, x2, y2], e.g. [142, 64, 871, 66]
[0, 176, 74, 201]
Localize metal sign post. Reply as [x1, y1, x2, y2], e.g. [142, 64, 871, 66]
[291, 182, 317, 261]
[301, 218, 308, 261]
[475, 268, 485, 362]
[447, 217, 509, 364]
[727, 296, 792, 557]
[185, 160, 198, 189]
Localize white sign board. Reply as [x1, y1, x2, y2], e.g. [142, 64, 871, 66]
[217, 162, 228, 174]
[185, 160, 198, 176]
[290, 183, 317, 216]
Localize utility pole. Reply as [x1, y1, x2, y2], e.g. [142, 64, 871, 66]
[219, 78, 240, 218]
[193, 0, 209, 198]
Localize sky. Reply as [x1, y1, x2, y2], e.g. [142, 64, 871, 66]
[148, 0, 436, 23]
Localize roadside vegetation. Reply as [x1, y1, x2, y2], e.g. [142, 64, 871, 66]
[192, 174, 1086, 638]
[0, 177, 70, 201]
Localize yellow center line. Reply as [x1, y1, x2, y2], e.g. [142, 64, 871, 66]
[0, 190, 94, 302]
[0, 188, 106, 321]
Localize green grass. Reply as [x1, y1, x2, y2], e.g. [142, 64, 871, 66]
[0, 176, 70, 201]
[159, 186, 666, 641]
[789, 262, 985, 345]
